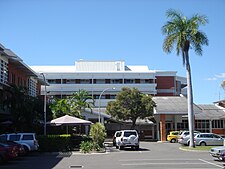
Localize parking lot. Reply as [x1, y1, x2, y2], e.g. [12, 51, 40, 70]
[1, 142, 225, 169]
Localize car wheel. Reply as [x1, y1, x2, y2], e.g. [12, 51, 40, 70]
[171, 139, 176, 143]
[200, 142, 206, 146]
[116, 145, 119, 149]
[187, 141, 190, 146]
[23, 145, 29, 154]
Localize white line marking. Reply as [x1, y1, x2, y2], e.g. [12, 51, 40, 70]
[121, 162, 206, 166]
[199, 159, 223, 168]
[120, 159, 199, 162]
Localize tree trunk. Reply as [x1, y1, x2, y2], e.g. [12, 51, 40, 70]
[131, 119, 137, 129]
[185, 51, 195, 148]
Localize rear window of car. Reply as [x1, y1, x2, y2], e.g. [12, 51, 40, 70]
[172, 132, 178, 135]
[124, 131, 137, 137]
[22, 135, 34, 140]
[9, 134, 21, 141]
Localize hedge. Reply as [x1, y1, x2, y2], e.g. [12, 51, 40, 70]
[37, 134, 92, 152]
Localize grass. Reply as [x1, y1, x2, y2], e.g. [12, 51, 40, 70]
[180, 145, 217, 151]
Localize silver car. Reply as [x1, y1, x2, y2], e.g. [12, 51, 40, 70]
[194, 133, 224, 146]
[178, 133, 198, 146]
[209, 146, 225, 161]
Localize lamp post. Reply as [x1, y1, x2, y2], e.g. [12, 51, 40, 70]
[40, 73, 47, 136]
[98, 87, 115, 123]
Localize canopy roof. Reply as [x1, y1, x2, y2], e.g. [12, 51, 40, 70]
[50, 115, 93, 126]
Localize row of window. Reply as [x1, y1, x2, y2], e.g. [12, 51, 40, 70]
[47, 79, 155, 84]
[53, 94, 117, 100]
[176, 119, 224, 133]
[0, 59, 8, 84]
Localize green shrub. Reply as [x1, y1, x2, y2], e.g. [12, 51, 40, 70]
[37, 134, 91, 152]
[89, 123, 106, 148]
[80, 141, 93, 153]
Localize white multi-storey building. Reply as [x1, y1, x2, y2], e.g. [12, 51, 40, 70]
[31, 60, 187, 122]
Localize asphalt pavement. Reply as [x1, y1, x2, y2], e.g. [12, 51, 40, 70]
[1, 142, 225, 169]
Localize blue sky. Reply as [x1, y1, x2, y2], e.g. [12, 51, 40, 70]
[1, 0, 225, 104]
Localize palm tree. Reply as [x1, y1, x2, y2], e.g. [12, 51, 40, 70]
[71, 89, 94, 115]
[162, 9, 208, 147]
[222, 81, 225, 90]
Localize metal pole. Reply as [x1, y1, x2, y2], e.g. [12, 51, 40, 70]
[98, 87, 115, 123]
[41, 73, 47, 136]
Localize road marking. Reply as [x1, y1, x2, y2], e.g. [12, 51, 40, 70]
[199, 159, 223, 168]
[121, 162, 207, 166]
[120, 159, 201, 162]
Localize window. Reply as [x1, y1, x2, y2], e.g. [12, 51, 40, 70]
[9, 135, 21, 141]
[124, 79, 135, 84]
[111, 79, 122, 84]
[22, 135, 34, 140]
[212, 120, 224, 129]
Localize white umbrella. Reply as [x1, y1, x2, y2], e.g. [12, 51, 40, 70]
[49, 115, 93, 134]
[50, 115, 92, 126]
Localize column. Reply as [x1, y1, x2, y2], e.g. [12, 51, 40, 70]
[160, 114, 167, 141]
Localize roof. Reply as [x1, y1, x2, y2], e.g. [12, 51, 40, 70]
[153, 96, 202, 115]
[194, 104, 225, 120]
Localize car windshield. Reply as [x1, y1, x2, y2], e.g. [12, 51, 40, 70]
[124, 131, 137, 137]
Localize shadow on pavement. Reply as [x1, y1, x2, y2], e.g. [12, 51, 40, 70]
[0, 152, 66, 169]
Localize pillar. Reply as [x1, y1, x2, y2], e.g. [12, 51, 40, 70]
[160, 114, 167, 141]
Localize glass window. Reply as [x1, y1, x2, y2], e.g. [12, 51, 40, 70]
[22, 135, 34, 140]
[9, 134, 21, 141]
[124, 131, 137, 137]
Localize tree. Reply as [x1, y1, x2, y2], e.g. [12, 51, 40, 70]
[222, 81, 225, 90]
[106, 87, 156, 129]
[49, 89, 94, 118]
[162, 9, 208, 147]
[49, 97, 79, 118]
[4, 84, 43, 132]
[70, 89, 94, 115]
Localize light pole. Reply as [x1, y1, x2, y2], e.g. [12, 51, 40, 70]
[40, 73, 47, 136]
[98, 87, 115, 123]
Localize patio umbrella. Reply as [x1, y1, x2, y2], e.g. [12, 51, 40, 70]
[49, 115, 93, 134]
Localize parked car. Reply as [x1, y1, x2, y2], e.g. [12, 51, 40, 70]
[209, 146, 225, 161]
[0, 144, 8, 163]
[167, 131, 179, 143]
[177, 130, 200, 142]
[178, 133, 198, 146]
[0, 133, 39, 152]
[115, 130, 139, 150]
[194, 133, 224, 146]
[0, 142, 18, 163]
[0, 141, 25, 156]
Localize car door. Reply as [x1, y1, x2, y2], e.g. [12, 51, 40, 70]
[115, 131, 122, 146]
[212, 134, 224, 146]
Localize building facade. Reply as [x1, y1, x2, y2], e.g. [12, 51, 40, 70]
[31, 60, 187, 106]
[0, 43, 41, 122]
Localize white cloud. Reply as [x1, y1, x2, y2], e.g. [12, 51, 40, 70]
[205, 77, 217, 81]
[215, 73, 225, 78]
